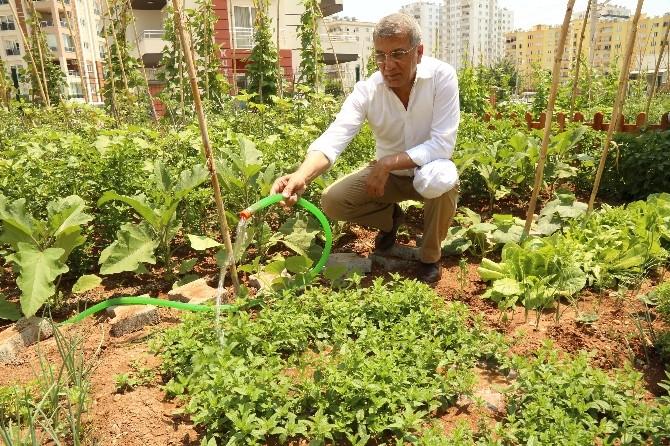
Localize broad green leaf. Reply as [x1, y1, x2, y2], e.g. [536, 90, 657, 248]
[98, 192, 158, 227]
[285, 255, 312, 274]
[0, 294, 21, 321]
[99, 223, 158, 275]
[173, 275, 200, 289]
[154, 160, 172, 192]
[0, 196, 35, 249]
[72, 274, 102, 294]
[492, 277, 522, 296]
[8, 243, 68, 318]
[47, 195, 93, 237]
[278, 216, 319, 257]
[173, 164, 209, 200]
[323, 265, 347, 280]
[53, 226, 87, 263]
[179, 258, 198, 274]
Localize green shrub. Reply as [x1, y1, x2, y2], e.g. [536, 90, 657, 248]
[598, 130, 670, 201]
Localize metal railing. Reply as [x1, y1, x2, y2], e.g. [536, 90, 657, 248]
[5, 48, 20, 56]
[39, 19, 54, 27]
[64, 46, 75, 52]
[234, 27, 254, 49]
[60, 19, 69, 27]
[139, 29, 166, 41]
[68, 69, 79, 76]
[146, 67, 164, 81]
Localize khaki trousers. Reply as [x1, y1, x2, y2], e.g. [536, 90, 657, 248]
[321, 163, 459, 264]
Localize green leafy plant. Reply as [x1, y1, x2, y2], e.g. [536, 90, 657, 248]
[245, 0, 279, 103]
[151, 278, 508, 443]
[497, 344, 668, 445]
[0, 195, 93, 318]
[114, 359, 158, 393]
[97, 160, 209, 278]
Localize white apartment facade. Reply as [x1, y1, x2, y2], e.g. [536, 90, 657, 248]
[321, 16, 375, 92]
[399, 2, 442, 58]
[441, 0, 513, 70]
[0, 0, 107, 102]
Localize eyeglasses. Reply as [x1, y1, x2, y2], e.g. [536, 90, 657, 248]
[374, 44, 418, 64]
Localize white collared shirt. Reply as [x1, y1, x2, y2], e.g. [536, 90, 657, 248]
[307, 56, 460, 177]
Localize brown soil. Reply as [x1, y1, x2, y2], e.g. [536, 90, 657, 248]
[1, 203, 669, 445]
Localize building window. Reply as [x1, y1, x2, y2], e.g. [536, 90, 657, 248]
[0, 15, 16, 30]
[63, 34, 75, 52]
[46, 34, 58, 51]
[233, 6, 256, 49]
[4, 40, 20, 56]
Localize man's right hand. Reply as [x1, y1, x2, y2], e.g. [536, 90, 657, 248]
[270, 151, 331, 207]
[270, 173, 307, 207]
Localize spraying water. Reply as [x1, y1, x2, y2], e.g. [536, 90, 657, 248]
[215, 217, 251, 345]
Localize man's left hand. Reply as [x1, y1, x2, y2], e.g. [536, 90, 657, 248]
[365, 160, 390, 198]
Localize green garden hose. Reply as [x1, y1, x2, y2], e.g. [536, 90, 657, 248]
[60, 194, 331, 325]
[239, 193, 332, 280]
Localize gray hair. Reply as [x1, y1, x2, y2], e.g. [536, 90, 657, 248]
[373, 13, 422, 47]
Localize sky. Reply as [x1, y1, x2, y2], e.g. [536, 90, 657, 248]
[340, 0, 670, 31]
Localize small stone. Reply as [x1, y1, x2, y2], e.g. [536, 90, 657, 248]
[168, 278, 217, 305]
[109, 305, 160, 337]
[326, 253, 373, 274]
[0, 317, 54, 364]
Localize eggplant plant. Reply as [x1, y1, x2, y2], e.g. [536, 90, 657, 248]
[0, 195, 93, 318]
[97, 160, 209, 278]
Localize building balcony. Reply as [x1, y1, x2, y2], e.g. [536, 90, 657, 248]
[130, 0, 166, 10]
[320, 0, 343, 17]
[33, 0, 70, 13]
[136, 29, 167, 67]
[321, 34, 358, 64]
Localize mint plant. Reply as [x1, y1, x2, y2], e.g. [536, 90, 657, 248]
[0, 195, 93, 318]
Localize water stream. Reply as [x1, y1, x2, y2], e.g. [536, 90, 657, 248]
[215, 217, 251, 346]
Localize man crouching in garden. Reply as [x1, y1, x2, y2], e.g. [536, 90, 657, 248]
[270, 13, 460, 285]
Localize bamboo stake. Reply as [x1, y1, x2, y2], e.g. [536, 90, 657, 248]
[25, 0, 53, 105]
[58, 0, 90, 103]
[569, 0, 593, 122]
[645, 19, 670, 115]
[8, 0, 48, 105]
[523, 0, 576, 235]
[102, 0, 129, 92]
[587, 0, 644, 213]
[171, 0, 240, 293]
[228, 0, 237, 93]
[124, 0, 157, 122]
[0, 60, 9, 108]
[276, 0, 282, 97]
[102, 25, 119, 121]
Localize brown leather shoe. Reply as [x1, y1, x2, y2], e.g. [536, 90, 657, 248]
[374, 203, 404, 252]
[416, 261, 441, 285]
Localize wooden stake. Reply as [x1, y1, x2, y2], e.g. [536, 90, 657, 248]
[13, 0, 49, 106]
[59, 0, 90, 103]
[645, 19, 670, 116]
[587, 0, 644, 213]
[523, 0, 576, 235]
[569, 0, 593, 122]
[171, 0, 240, 293]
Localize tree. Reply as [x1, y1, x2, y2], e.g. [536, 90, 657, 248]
[22, 17, 65, 106]
[297, 0, 323, 89]
[100, 0, 149, 121]
[245, 0, 279, 103]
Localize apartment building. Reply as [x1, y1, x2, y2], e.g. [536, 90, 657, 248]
[441, 0, 513, 70]
[504, 8, 670, 90]
[0, 0, 106, 101]
[320, 16, 373, 91]
[133, 0, 349, 97]
[399, 2, 441, 58]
